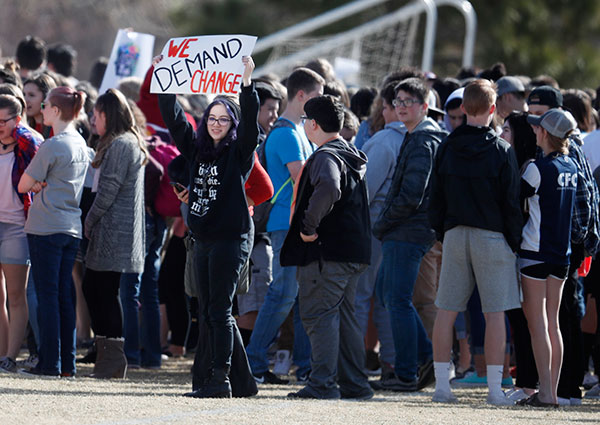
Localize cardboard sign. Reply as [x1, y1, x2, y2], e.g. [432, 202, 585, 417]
[150, 35, 257, 95]
[99, 29, 155, 94]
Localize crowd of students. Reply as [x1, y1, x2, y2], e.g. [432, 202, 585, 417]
[1, 34, 600, 407]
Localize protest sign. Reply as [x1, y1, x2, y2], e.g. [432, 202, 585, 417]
[150, 35, 257, 95]
[99, 29, 155, 94]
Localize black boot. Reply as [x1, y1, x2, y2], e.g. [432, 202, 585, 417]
[184, 368, 232, 398]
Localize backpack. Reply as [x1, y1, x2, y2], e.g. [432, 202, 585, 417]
[252, 118, 296, 233]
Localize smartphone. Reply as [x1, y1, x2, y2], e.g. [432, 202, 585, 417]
[169, 181, 186, 193]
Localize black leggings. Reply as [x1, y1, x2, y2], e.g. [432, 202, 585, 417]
[158, 235, 190, 346]
[83, 269, 123, 338]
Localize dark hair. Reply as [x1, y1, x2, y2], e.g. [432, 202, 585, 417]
[350, 87, 377, 120]
[504, 111, 537, 168]
[89, 57, 108, 90]
[304, 58, 335, 82]
[433, 77, 461, 107]
[255, 81, 283, 106]
[563, 89, 593, 132]
[93, 88, 148, 167]
[530, 74, 559, 89]
[342, 107, 359, 133]
[304, 95, 344, 133]
[394, 77, 429, 104]
[323, 79, 350, 107]
[47, 44, 77, 77]
[286, 67, 325, 101]
[23, 73, 57, 100]
[48, 86, 85, 121]
[16, 36, 47, 71]
[0, 84, 26, 117]
[380, 81, 398, 106]
[477, 62, 506, 82]
[0, 94, 23, 117]
[194, 97, 240, 162]
[0, 67, 22, 89]
[75, 80, 98, 116]
[381, 67, 424, 89]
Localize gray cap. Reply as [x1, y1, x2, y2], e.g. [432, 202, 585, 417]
[527, 108, 577, 138]
[497, 76, 525, 97]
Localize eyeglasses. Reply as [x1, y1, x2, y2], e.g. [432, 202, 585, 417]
[41, 102, 49, 110]
[300, 115, 313, 124]
[207, 116, 232, 126]
[0, 116, 16, 127]
[392, 98, 421, 108]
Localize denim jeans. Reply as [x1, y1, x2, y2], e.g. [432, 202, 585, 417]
[27, 233, 80, 375]
[376, 240, 432, 381]
[355, 235, 395, 365]
[120, 213, 166, 367]
[26, 273, 39, 347]
[246, 230, 311, 377]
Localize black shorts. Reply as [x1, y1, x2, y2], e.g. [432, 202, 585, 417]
[520, 262, 569, 281]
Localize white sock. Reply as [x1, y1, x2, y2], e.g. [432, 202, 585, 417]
[487, 365, 503, 396]
[434, 362, 451, 393]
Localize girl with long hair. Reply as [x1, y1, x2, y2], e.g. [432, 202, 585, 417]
[82, 88, 148, 379]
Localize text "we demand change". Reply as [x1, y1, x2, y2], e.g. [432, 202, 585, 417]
[150, 35, 257, 96]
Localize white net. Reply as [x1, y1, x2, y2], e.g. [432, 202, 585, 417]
[263, 14, 420, 87]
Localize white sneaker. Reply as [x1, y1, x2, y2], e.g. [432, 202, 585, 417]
[506, 388, 528, 402]
[557, 396, 571, 406]
[585, 383, 600, 399]
[487, 391, 514, 406]
[583, 372, 599, 389]
[432, 389, 458, 403]
[272, 350, 292, 376]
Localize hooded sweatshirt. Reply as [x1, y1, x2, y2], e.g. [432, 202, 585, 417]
[362, 121, 407, 224]
[372, 117, 447, 245]
[428, 124, 522, 251]
[280, 137, 371, 267]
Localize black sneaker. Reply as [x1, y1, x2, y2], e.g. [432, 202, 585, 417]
[341, 388, 374, 400]
[253, 371, 289, 384]
[379, 375, 418, 392]
[0, 356, 17, 373]
[288, 386, 340, 400]
[18, 367, 60, 378]
[417, 359, 435, 390]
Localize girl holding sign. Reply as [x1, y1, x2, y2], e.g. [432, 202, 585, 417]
[156, 54, 258, 398]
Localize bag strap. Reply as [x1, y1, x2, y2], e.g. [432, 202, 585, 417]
[270, 177, 292, 204]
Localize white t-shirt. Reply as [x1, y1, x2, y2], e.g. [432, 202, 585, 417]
[0, 152, 25, 225]
[583, 130, 600, 173]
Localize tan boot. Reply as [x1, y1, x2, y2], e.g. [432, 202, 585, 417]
[90, 337, 127, 379]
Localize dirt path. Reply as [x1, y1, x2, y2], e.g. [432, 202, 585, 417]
[1, 356, 598, 424]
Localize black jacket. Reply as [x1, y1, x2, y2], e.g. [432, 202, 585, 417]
[280, 138, 371, 267]
[158, 84, 259, 241]
[372, 118, 447, 245]
[428, 124, 522, 251]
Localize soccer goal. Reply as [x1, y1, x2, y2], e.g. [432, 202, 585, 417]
[254, 0, 476, 87]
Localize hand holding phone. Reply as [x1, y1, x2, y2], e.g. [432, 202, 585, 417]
[170, 181, 186, 193]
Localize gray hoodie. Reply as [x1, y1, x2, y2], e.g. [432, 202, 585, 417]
[362, 121, 407, 224]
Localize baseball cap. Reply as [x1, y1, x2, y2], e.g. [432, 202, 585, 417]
[527, 108, 577, 138]
[527, 85, 563, 108]
[496, 76, 525, 97]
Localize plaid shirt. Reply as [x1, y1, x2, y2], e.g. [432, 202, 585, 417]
[11, 123, 42, 215]
[568, 135, 600, 255]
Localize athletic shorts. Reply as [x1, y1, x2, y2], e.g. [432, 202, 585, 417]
[436, 226, 521, 313]
[520, 262, 569, 281]
[0, 221, 30, 265]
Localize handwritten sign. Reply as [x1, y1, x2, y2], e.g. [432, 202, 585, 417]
[150, 35, 257, 95]
[99, 29, 155, 94]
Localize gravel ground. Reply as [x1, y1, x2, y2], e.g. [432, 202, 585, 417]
[1, 355, 599, 425]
